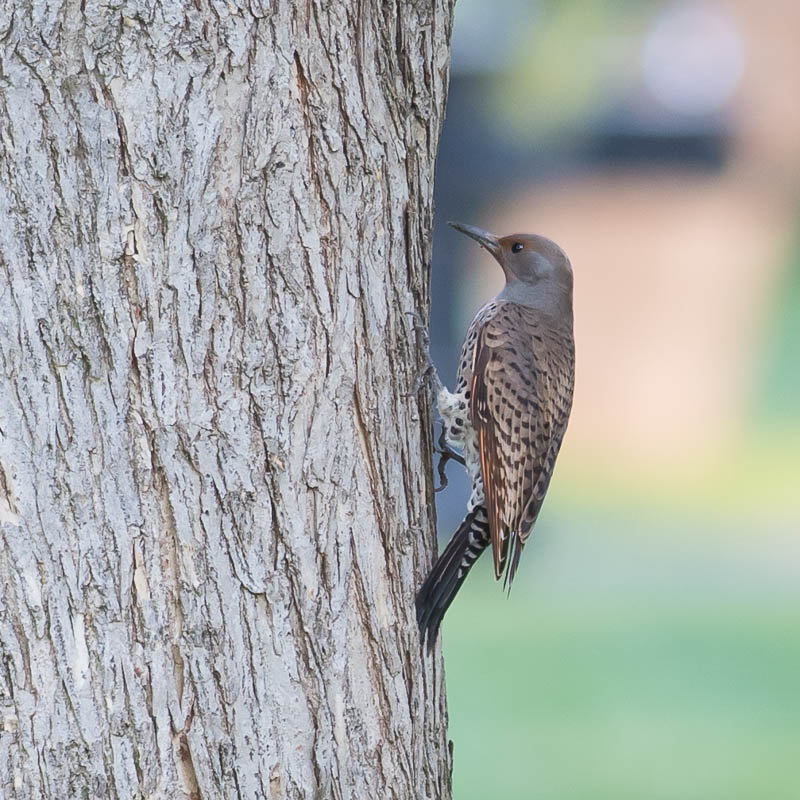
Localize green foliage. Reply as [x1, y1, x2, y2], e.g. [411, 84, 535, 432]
[488, 1, 656, 142]
[757, 230, 800, 425]
[443, 514, 800, 799]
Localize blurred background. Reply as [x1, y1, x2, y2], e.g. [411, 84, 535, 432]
[430, 1, 800, 797]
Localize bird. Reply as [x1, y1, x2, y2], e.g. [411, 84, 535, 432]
[416, 221, 575, 652]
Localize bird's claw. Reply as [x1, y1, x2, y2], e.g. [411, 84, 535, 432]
[404, 310, 443, 398]
[434, 422, 465, 492]
[404, 313, 461, 490]
[407, 361, 437, 397]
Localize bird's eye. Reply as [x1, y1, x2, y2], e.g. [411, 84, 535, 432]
[512, 242, 523, 253]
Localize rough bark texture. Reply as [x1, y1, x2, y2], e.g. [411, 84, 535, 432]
[0, 1, 453, 797]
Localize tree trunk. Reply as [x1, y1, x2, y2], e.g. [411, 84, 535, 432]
[0, 2, 454, 797]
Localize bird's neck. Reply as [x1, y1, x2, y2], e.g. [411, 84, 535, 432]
[497, 279, 573, 326]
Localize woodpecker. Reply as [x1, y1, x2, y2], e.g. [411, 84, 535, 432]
[417, 222, 575, 652]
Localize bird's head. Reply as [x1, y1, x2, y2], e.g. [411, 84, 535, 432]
[448, 221, 573, 296]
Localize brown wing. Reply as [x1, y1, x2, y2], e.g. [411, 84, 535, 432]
[469, 303, 574, 584]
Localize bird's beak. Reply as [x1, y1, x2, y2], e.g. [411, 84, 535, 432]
[448, 221, 502, 261]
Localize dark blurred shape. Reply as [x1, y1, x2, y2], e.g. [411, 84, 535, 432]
[583, 121, 730, 169]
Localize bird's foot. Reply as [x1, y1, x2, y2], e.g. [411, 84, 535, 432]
[404, 311, 443, 398]
[434, 421, 465, 492]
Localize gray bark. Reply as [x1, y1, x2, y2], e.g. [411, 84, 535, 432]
[0, 1, 453, 797]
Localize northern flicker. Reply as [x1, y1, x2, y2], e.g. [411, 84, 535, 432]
[416, 222, 575, 651]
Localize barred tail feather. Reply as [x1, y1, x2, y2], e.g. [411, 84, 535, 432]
[503, 532, 526, 592]
[416, 507, 490, 652]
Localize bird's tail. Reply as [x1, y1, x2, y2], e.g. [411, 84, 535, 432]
[416, 507, 490, 652]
